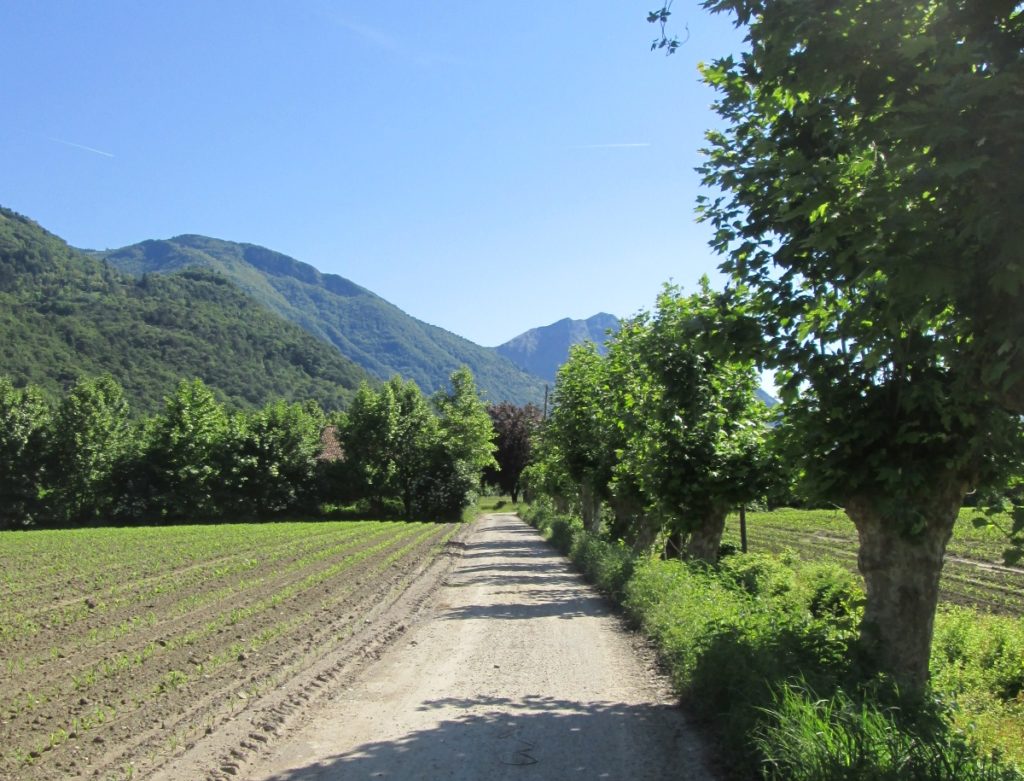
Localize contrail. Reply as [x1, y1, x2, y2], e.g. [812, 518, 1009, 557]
[573, 143, 652, 149]
[48, 137, 115, 158]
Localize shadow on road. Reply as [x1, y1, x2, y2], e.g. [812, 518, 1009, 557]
[261, 696, 696, 781]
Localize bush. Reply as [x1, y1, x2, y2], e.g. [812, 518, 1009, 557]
[719, 551, 796, 598]
[796, 562, 865, 625]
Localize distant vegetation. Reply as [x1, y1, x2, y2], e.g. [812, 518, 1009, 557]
[328, 368, 496, 521]
[0, 208, 367, 413]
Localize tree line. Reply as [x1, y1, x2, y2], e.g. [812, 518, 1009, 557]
[0, 367, 498, 529]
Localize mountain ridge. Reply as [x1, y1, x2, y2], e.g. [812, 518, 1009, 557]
[100, 236, 546, 405]
[498, 311, 778, 407]
[496, 313, 621, 382]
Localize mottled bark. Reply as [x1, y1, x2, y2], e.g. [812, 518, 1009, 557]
[685, 506, 728, 563]
[846, 481, 967, 696]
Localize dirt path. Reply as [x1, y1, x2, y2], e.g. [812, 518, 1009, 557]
[248, 513, 714, 781]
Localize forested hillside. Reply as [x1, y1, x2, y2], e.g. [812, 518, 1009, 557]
[0, 208, 368, 413]
[101, 235, 547, 405]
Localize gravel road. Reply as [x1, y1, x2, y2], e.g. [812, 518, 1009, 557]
[250, 513, 715, 781]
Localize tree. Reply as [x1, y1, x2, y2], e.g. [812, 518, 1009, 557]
[545, 343, 620, 532]
[485, 402, 543, 502]
[144, 378, 230, 519]
[226, 399, 325, 516]
[46, 375, 131, 524]
[0, 377, 49, 529]
[420, 367, 497, 520]
[434, 367, 496, 475]
[341, 377, 439, 519]
[691, 0, 1024, 693]
[340, 382, 397, 514]
[609, 282, 771, 561]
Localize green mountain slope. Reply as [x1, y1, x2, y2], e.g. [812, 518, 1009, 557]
[0, 208, 368, 413]
[100, 236, 546, 404]
[495, 313, 621, 382]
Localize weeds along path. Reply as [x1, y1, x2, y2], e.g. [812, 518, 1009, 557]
[243, 513, 714, 781]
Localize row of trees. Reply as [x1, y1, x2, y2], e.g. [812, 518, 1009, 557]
[1, 375, 328, 528]
[690, 0, 1023, 697]
[1, 367, 499, 529]
[531, 280, 774, 560]
[540, 0, 1022, 697]
[333, 369, 496, 521]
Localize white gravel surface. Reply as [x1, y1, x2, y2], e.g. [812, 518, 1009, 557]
[251, 513, 715, 780]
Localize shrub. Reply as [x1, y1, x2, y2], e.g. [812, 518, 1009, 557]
[719, 551, 796, 598]
[799, 563, 864, 620]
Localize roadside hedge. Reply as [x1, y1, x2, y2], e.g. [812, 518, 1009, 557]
[522, 500, 1023, 780]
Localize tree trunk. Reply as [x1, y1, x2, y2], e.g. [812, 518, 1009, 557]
[631, 514, 660, 554]
[553, 492, 569, 514]
[663, 529, 684, 560]
[608, 491, 644, 543]
[685, 506, 728, 563]
[580, 481, 601, 534]
[846, 481, 967, 697]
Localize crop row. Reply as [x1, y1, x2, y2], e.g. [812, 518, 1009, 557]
[0, 523, 419, 716]
[0, 522, 388, 646]
[0, 519, 457, 779]
[1, 522, 350, 613]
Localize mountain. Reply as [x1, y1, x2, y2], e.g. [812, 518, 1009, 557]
[0, 208, 369, 413]
[99, 236, 546, 405]
[495, 313, 620, 382]
[499, 311, 780, 407]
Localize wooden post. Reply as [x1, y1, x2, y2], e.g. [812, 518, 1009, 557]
[740, 505, 748, 553]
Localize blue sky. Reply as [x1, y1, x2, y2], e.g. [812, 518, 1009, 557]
[1, 1, 744, 347]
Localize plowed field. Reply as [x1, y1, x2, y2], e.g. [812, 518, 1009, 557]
[0, 520, 461, 780]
